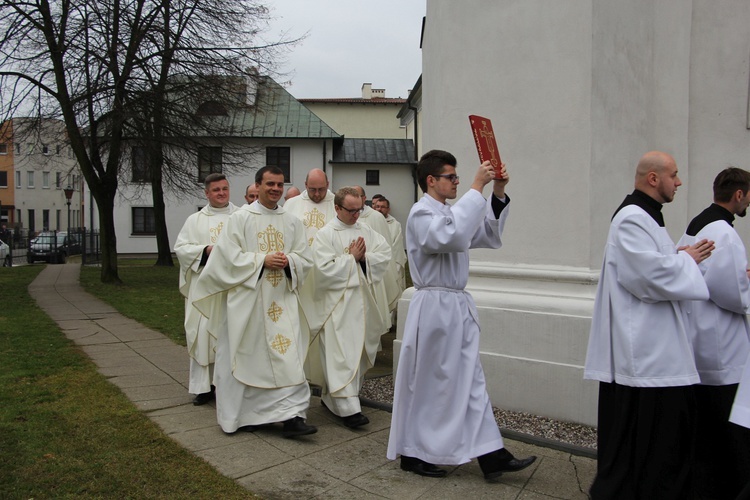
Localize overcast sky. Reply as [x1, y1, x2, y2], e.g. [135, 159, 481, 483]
[263, 0, 425, 99]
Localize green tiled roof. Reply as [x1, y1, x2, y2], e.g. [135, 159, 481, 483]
[330, 138, 416, 164]
[196, 77, 342, 139]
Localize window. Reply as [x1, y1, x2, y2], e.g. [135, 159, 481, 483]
[26, 143, 33, 155]
[0, 172, 6, 188]
[42, 144, 50, 155]
[132, 207, 156, 235]
[15, 143, 20, 154]
[56, 209, 61, 230]
[132, 147, 149, 182]
[42, 210, 49, 231]
[56, 144, 61, 155]
[27, 171, 34, 188]
[28, 209, 35, 234]
[56, 172, 62, 188]
[366, 169, 380, 186]
[0, 143, 7, 155]
[15, 171, 21, 188]
[197, 147, 222, 182]
[16, 209, 21, 225]
[42, 171, 50, 189]
[266, 147, 291, 183]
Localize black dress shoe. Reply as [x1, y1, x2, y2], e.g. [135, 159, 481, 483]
[282, 417, 318, 438]
[342, 412, 369, 428]
[400, 456, 447, 478]
[478, 449, 537, 482]
[498, 456, 537, 472]
[192, 390, 215, 406]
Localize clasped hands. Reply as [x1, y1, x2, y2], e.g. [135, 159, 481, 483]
[264, 251, 288, 270]
[349, 236, 366, 262]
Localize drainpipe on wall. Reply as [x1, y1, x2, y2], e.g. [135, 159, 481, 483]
[409, 103, 419, 202]
[322, 140, 327, 173]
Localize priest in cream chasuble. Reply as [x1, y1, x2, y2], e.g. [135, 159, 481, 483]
[308, 188, 391, 424]
[174, 173, 238, 400]
[192, 169, 314, 433]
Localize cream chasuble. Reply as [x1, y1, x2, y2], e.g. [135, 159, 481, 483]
[309, 218, 391, 404]
[174, 202, 237, 373]
[383, 214, 407, 311]
[359, 205, 399, 317]
[192, 202, 312, 389]
[283, 189, 336, 247]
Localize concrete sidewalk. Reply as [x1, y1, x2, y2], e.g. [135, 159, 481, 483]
[28, 263, 595, 499]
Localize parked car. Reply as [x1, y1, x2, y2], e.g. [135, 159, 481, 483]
[27, 231, 80, 264]
[0, 239, 9, 267]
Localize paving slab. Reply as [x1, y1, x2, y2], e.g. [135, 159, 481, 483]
[28, 263, 597, 499]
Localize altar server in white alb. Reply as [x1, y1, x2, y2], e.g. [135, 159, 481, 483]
[387, 150, 536, 481]
[584, 151, 715, 499]
[174, 173, 238, 406]
[308, 187, 391, 428]
[679, 167, 750, 499]
[729, 342, 750, 498]
[192, 166, 316, 438]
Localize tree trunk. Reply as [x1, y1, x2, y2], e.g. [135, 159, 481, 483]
[96, 189, 121, 284]
[151, 151, 173, 267]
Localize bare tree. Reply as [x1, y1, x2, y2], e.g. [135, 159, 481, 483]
[0, 0, 298, 277]
[117, 0, 298, 266]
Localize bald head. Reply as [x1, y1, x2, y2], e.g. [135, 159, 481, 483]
[285, 186, 301, 202]
[305, 168, 329, 203]
[634, 151, 681, 204]
[245, 183, 259, 204]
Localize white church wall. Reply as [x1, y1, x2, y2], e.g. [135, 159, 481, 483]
[394, 0, 750, 427]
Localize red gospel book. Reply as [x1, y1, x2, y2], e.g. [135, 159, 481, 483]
[469, 115, 503, 179]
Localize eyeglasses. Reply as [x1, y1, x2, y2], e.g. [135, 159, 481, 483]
[433, 174, 460, 183]
[337, 206, 363, 215]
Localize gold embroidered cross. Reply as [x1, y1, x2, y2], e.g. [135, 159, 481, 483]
[479, 120, 500, 168]
[267, 302, 283, 322]
[209, 222, 224, 243]
[271, 333, 292, 355]
[266, 269, 283, 287]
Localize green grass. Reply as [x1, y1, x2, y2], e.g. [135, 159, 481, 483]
[80, 259, 186, 346]
[0, 265, 255, 499]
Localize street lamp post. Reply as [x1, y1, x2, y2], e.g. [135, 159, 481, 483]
[63, 185, 74, 238]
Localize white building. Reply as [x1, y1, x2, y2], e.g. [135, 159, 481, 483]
[88, 76, 416, 254]
[395, 0, 750, 427]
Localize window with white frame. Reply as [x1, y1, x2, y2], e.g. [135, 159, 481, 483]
[42, 171, 50, 188]
[55, 172, 62, 189]
[15, 171, 21, 188]
[0, 143, 7, 155]
[0, 171, 6, 188]
[27, 171, 34, 188]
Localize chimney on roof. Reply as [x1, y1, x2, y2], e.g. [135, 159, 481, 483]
[361, 83, 385, 99]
